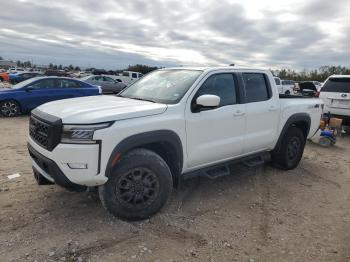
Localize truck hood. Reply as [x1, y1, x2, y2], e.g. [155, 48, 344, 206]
[37, 95, 168, 123]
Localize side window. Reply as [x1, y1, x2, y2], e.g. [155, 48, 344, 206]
[132, 73, 137, 78]
[103, 76, 114, 82]
[58, 79, 80, 88]
[194, 73, 237, 108]
[274, 78, 281, 85]
[243, 73, 270, 103]
[31, 79, 55, 89]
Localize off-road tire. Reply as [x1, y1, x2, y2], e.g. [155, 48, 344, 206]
[272, 126, 305, 170]
[99, 148, 173, 221]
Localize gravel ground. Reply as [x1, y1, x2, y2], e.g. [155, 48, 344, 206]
[0, 116, 349, 262]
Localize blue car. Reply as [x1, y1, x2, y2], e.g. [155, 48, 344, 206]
[9, 72, 43, 84]
[0, 77, 101, 117]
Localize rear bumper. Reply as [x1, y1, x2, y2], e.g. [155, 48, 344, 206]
[323, 107, 350, 125]
[328, 114, 350, 125]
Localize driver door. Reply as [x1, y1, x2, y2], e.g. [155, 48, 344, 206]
[185, 73, 246, 169]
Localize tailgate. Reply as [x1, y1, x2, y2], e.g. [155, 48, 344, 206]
[328, 94, 350, 109]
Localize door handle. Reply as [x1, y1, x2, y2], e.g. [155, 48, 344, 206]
[268, 106, 278, 111]
[233, 110, 245, 116]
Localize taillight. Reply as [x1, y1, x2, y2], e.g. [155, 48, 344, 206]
[315, 91, 320, 97]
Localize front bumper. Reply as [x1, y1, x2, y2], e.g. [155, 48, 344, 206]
[28, 136, 108, 187]
[28, 143, 86, 191]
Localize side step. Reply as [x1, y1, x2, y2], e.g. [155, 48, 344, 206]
[241, 152, 271, 167]
[182, 152, 271, 181]
[204, 165, 230, 179]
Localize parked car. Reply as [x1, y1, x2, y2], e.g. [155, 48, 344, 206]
[27, 67, 322, 220]
[116, 71, 144, 86]
[0, 77, 101, 117]
[8, 67, 25, 74]
[81, 75, 127, 94]
[319, 75, 350, 125]
[280, 80, 295, 94]
[295, 81, 318, 97]
[9, 72, 43, 84]
[0, 72, 9, 82]
[45, 70, 71, 77]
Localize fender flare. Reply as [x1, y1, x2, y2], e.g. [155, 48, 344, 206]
[274, 113, 311, 151]
[105, 130, 184, 178]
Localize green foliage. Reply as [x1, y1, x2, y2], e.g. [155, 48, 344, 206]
[127, 64, 159, 74]
[275, 65, 350, 82]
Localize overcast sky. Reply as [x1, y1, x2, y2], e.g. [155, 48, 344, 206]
[1, 0, 349, 70]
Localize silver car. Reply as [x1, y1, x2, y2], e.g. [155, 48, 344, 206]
[81, 75, 127, 94]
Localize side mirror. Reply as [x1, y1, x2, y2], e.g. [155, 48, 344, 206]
[194, 95, 220, 111]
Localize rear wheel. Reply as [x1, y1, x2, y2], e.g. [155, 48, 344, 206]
[99, 148, 173, 221]
[272, 126, 305, 170]
[285, 90, 291, 95]
[0, 100, 21, 117]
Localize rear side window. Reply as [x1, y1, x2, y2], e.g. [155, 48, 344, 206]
[243, 73, 271, 103]
[322, 78, 350, 93]
[195, 73, 237, 107]
[274, 78, 281, 85]
[58, 79, 80, 88]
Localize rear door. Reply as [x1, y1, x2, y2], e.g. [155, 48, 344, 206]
[56, 79, 92, 99]
[320, 77, 350, 116]
[101, 76, 119, 93]
[242, 72, 279, 153]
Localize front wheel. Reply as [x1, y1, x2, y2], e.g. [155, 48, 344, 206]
[272, 126, 305, 170]
[99, 148, 173, 221]
[0, 100, 21, 117]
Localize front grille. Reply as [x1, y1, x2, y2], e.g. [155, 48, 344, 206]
[30, 116, 50, 148]
[29, 109, 62, 151]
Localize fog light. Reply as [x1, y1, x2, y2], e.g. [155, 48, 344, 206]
[67, 163, 88, 169]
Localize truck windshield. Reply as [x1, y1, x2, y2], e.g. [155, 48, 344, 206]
[119, 69, 203, 104]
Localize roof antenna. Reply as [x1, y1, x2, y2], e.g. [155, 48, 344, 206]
[229, 63, 235, 66]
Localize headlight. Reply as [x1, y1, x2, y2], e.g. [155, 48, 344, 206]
[61, 122, 113, 144]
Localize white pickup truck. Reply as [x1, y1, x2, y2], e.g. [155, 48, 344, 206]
[27, 67, 323, 220]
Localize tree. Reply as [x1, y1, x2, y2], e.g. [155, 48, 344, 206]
[126, 64, 159, 74]
[74, 66, 80, 71]
[68, 64, 74, 70]
[58, 64, 63, 70]
[49, 63, 53, 69]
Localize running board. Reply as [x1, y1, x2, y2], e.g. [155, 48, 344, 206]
[241, 152, 271, 167]
[182, 152, 271, 181]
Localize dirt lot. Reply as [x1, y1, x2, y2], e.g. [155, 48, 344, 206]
[0, 116, 349, 262]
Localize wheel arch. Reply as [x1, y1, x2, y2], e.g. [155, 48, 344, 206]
[274, 113, 311, 151]
[106, 130, 184, 186]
